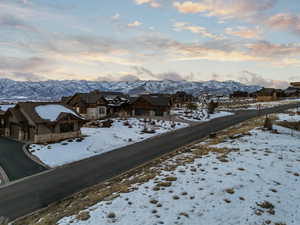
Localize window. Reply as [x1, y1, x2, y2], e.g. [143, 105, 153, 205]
[99, 107, 106, 115]
[60, 123, 74, 133]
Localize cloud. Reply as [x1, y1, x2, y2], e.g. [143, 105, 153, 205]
[128, 20, 142, 27]
[112, 13, 120, 20]
[0, 56, 51, 72]
[134, 0, 161, 8]
[247, 41, 300, 58]
[133, 66, 196, 81]
[225, 26, 262, 39]
[6, 72, 45, 81]
[237, 70, 289, 88]
[265, 13, 300, 35]
[173, 0, 276, 19]
[0, 14, 36, 31]
[119, 74, 141, 82]
[173, 22, 224, 40]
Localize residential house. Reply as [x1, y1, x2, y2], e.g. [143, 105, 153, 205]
[172, 91, 194, 107]
[254, 88, 283, 102]
[291, 82, 300, 89]
[284, 87, 300, 98]
[64, 90, 130, 120]
[230, 91, 249, 98]
[131, 94, 172, 117]
[283, 82, 300, 98]
[4, 102, 84, 143]
[65, 91, 109, 120]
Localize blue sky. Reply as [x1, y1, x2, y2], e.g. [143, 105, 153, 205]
[0, 0, 299, 88]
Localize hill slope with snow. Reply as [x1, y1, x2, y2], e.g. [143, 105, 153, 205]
[0, 79, 261, 101]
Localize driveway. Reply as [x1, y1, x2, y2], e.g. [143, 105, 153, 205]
[0, 138, 46, 181]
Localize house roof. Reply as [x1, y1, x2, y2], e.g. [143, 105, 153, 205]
[284, 87, 300, 94]
[138, 95, 171, 107]
[66, 91, 127, 106]
[256, 88, 276, 96]
[10, 102, 84, 125]
[291, 82, 300, 87]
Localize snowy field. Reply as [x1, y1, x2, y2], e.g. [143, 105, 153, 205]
[276, 108, 300, 122]
[57, 116, 300, 225]
[172, 108, 234, 122]
[30, 118, 188, 167]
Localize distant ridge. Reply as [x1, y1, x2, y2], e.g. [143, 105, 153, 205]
[0, 79, 262, 101]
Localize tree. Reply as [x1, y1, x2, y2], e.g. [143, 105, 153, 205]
[186, 103, 198, 111]
[208, 100, 218, 114]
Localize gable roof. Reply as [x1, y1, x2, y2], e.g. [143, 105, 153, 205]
[136, 95, 171, 107]
[11, 102, 84, 125]
[66, 91, 127, 106]
[291, 82, 300, 88]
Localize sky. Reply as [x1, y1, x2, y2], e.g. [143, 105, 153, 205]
[0, 0, 299, 88]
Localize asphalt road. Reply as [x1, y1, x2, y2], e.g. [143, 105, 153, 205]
[0, 103, 299, 221]
[0, 138, 46, 181]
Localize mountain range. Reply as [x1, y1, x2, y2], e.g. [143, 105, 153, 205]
[0, 78, 262, 101]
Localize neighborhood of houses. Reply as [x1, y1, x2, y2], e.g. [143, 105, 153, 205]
[0, 82, 299, 145]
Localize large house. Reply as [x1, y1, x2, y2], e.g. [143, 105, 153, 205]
[64, 90, 129, 120]
[254, 88, 283, 102]
[3, 102, 84, 143]
[131, 94, 172, 117]
[230, 91, 249, 98]
[172, 91, 194, 107]
[64, 91, 108, 120]
[291, 82, 300, 89]
[283, 82, 300, 98]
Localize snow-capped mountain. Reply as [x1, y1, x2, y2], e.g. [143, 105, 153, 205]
[0, 78, 262, 101]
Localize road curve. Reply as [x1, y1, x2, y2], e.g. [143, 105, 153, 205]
[0, 103, 299, 221]
[0, 138, 46, 182]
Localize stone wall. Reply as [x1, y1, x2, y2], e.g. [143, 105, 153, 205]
[34, 131, 81, 144]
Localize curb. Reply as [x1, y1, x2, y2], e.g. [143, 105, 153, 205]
[0, 166, 9, 185]
[22, 143, 50, 169]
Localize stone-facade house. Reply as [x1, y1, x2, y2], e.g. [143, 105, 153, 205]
[65, 91, 130, 120]
[65, 91, 108, 120]
[283, 82, 300, 98]
[4, 102, 84, 143]
[172, 91, 194, 107]
[230, 91, 249, 98]
[291, 82, 300, 89]
[255, 88, 283, 102]
[131, 95, 171, 117]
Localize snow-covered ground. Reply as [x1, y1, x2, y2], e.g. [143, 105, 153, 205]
[57, 119, 300, 225]
[172, 108, 234, 122]
[276, 108, 300, 122]
[30, 118, 188, 167]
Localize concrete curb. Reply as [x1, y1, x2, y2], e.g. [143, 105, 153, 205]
[22, 143, 50, 169]
[0, 166, 9, 185]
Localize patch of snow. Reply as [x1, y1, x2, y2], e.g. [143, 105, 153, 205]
[35, 104, 79, 121]
[172, 108, 233, 122]
[276, 109, 300, 122]
[30, 118, 188, 167]
[58, 124, 300, 225]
